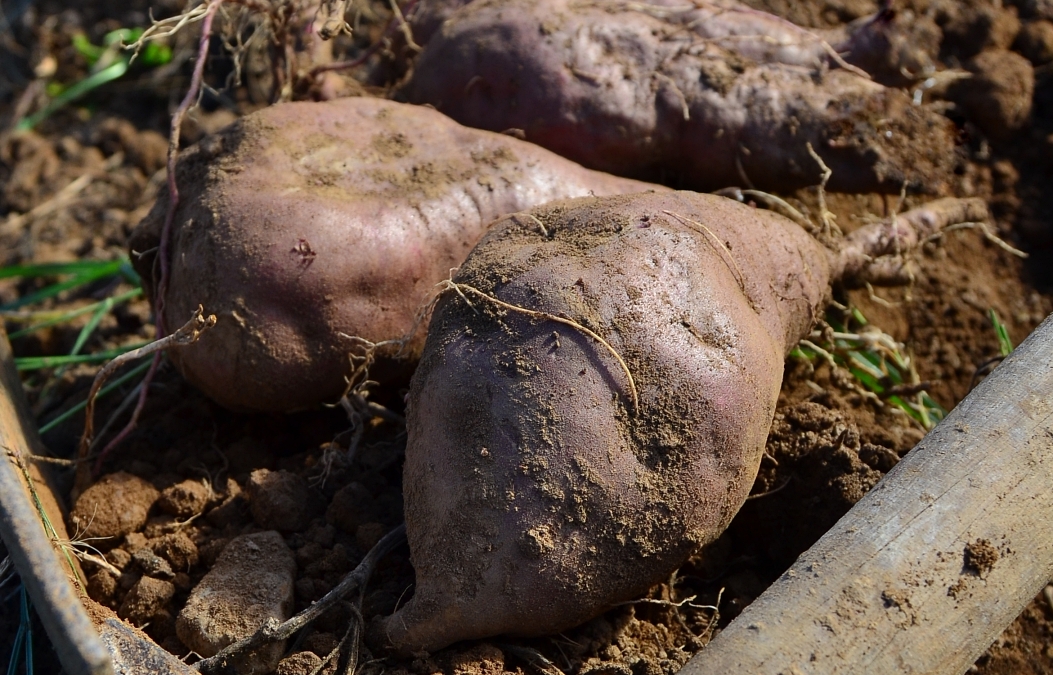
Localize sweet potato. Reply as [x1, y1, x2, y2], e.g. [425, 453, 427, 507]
[128, 97, 655, 412]
[372, 191, 987, 653]
[410, 0, 939, 84]
[400, 0, 956, 192]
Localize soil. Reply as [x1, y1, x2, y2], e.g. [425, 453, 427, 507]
[1, 0, 1052, 674]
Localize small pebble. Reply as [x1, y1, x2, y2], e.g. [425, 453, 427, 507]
[176, 531, 296, 674]
[157, 478, 213, 518]
[276, 651, 324, 675]
[119, 576, 175, 626]
[132, 548, 174, 579]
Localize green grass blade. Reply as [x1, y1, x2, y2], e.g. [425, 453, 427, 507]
[14, 341, 149, 371]
[0, 261, 124, 311]
[38, 359, 152, 434]
[22, 586, 32, 675]
[988, 309, 1014, 357]
[6, 288, 142, 340]
[0, 260, 125, 280]
[15, 58, 130, 132]
[68, 296, 115, 358]
[887, 395, 924, 425]
[5, 586, 27, 675]
[920, 392, 947, 418]
[118, 261, 142, 287]
[72, 33, 105, 65]
[847, 351, 886, 381]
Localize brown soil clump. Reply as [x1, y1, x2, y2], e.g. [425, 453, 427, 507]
[70, 471, 160, 544]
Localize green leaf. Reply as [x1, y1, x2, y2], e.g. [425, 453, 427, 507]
[68, 296, 116, 358]
[118, 261, 142, 287]
[847, 351, 886, 381]
[988, 309, 1013, 357]
[72, 33, 105, 65]
[848, 365, 883, 393]
[16, 58, 129, 131]
[887, 395, 924, 425]
[141, 42, 173, 67]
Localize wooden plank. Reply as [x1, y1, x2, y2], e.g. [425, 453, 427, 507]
[0, 326, 113, 675]
[678, 313, 1053, 674]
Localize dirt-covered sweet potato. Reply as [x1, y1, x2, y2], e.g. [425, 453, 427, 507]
[373, 191, 988, 653]
[129, 97, 655, 412]
[400, 0, 956, 192]
[410, 0, 940, 85]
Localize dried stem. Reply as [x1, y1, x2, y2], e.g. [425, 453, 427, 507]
[195, 524, 406, 674]
[922, 221, 1028, 258]
[713, 187, 813, 232]
[806, 142, 840, 237]
[387, 0, 421, 52]
[91, 0, 223, 473]
[662, 210, 747, 294]
[315, 0, 353, 39]
[76, 308, 215, 483]
[157, 0, 223, 336]
[309, 0, 420, 76]
[438, 281, 640, 413]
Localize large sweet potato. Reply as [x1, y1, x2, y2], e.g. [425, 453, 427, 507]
[400, 0, 956, 192]
[373, 191, 987, 653]
[410, 0, 939, 85]
[129, 97, 655, 412]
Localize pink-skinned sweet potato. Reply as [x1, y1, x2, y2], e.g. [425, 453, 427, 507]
[372, 191, 988, 654]
[400, 0, 956, 193]
[409, 0, 940, 85]
[128, 97, 656, 412]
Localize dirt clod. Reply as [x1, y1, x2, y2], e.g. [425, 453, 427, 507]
[70, 472, 160, 545]
[965, 538, 1000, 578]
[87, 570, 119, 609]
[1017, 20, 1053, 64]
[276, 651, 326, 675]
[355, 522, 386, 551]
[953, 49, 1036, 139]
[247, 468, 316, 533]
[176, 531, 297, 674]
[119, 576, 176, 626]
[157, 478, 213, 519]
[326, 481, 377, 534]
[940, 2, 1022, 57]
[132, 548, 174, 579]
[150, 531, 200, 572]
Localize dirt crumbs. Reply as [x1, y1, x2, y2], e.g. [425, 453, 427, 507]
[972, 594, 1053, 674]
[965, 538, 1002, 578]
